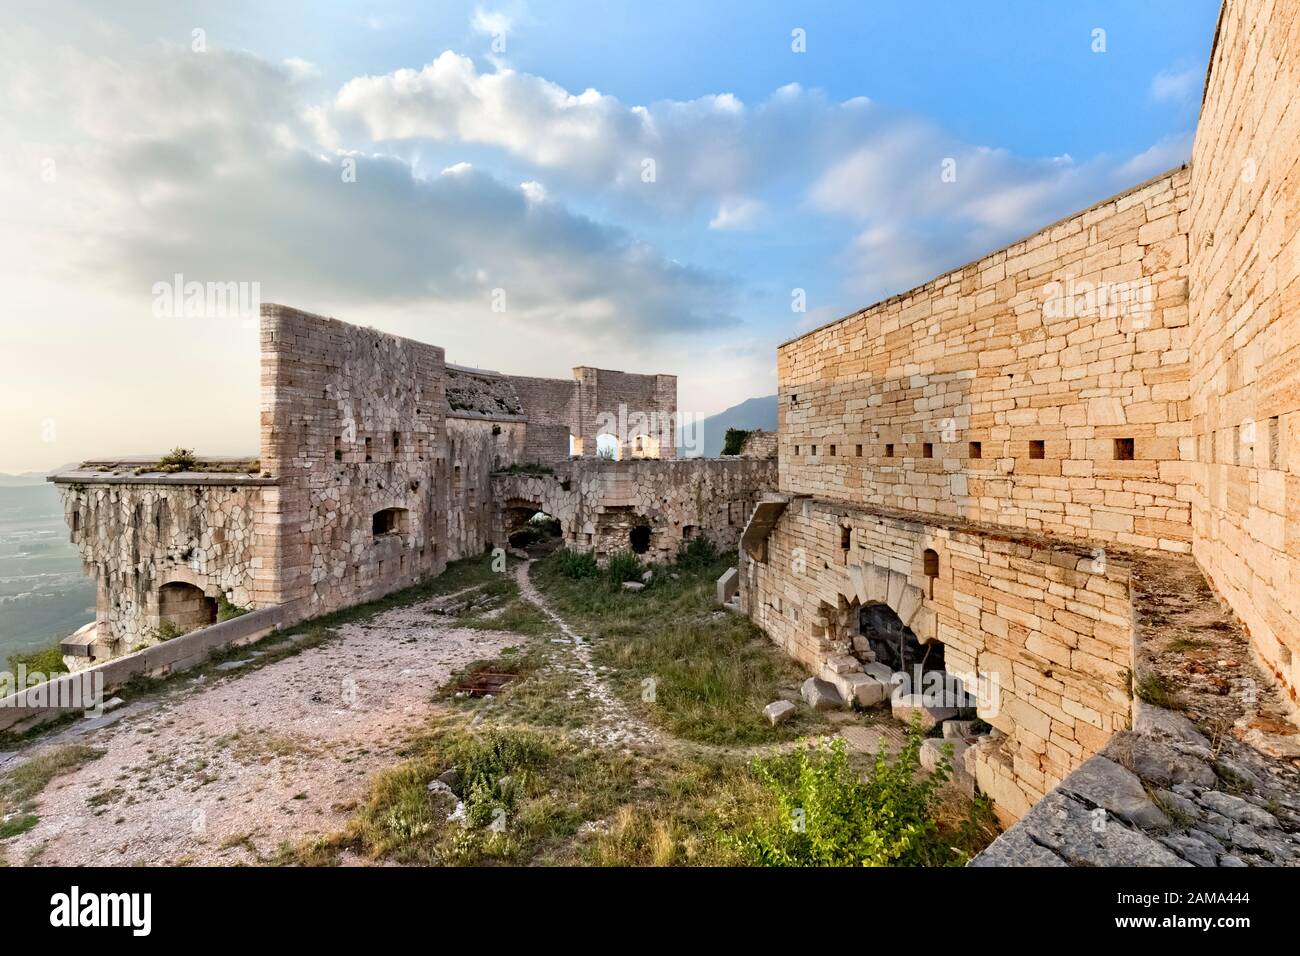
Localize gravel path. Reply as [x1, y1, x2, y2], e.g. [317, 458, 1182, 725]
[2, 590, 523, 866]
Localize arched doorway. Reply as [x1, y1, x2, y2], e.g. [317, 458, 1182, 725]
[857, 602, 944, 674]
[503, 500, 563, 553]
[157, 582, 217, 635]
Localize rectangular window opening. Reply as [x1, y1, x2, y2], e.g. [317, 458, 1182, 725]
[1029, 440, 1045, 459]
[969, 441, 982, 459]
[1114, 437, 1135, 461]
[885, 443, 894, 458]
[922, 442, 933, 459]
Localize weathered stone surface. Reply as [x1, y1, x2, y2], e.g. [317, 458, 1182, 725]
[621, 581, 644, 592]
[1059, 755, 1171, 830]
[763, 700, 796, 726]
[1159, 834, 1217, 867]
[801, 677, 843, 711]
[967, 824, 1068, 867]
[977, 791, 1192, 867]
[943, 720, 977, 740]
[1132, 701, 1211, 749]
[1106, 733, 1216, 789]
[1198, 790, 1278, 829]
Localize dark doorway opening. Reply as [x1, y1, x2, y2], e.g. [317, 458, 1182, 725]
[629, 525, 651, 554]
[857, 603, 944, 674]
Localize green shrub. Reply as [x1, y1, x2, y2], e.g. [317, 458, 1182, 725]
[675, 535, 718, 570]
[604, 550, 643, 584]
[216, 594, 249, 622]
[736, 723, 961, 866]
[156, 447, 198, 473]
[722, 428, 752, 456]
[554, 547, 599, 579]
[7, 644, 68, 679]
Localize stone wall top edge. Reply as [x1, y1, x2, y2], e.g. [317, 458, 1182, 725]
[258, 303, 447, 360]
[775, 163, 1191, 353]
[49, 471, 279, 487]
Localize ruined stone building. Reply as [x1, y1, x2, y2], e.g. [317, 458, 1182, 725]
[739, 0, 1300, 824]
[52, 305, 773, 665]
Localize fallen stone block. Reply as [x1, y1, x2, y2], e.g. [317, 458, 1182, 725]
[764, 700, 796, 726]
[890, 694, 959, 731]
[621, 581, 644, 592]
[715, 567, 739, 605]
[801, 677, 843, 711]
[824, 653, 861, 675]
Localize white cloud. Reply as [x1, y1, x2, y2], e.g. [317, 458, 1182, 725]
[708, 196, 764, 230]
[283, 57, 320, 82]
[471, 8, 514, 38]
[1150, 66, 1201, 103]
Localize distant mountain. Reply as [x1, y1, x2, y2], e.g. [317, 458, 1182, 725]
[681, 394, 778, 458]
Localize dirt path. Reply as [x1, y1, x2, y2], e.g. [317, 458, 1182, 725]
[2, 589, 524, 866]
[514, 560, 658, 749]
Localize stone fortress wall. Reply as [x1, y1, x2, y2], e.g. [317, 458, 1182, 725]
[52, 305, 745, 666]
[1189, 0, 1300, 705]
[743, 0, 1300, 823]
[493, 457, 776, 562]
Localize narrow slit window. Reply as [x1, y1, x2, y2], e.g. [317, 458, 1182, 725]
[334, 437, 342, 462]
[829, 444, 836, 456]
[885, 443, 894, 458]
[840, 526, 851, 550]
[922, 442, 933, 459]
[364, 437, 373, 462]
[855, 444, 863, 457]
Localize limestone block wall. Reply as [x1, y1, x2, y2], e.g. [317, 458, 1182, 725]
[743, 499, 1133, 822]
[507, 367, 677, 461]
[736, 430, 778, 459]
[492, 458, 776, 561]
[258, 304, 449, 621]
[777, 167, 1195, 553]
[52, 475, 272, 653]
[1189, 0, 1300, 704]
[446, 416, 527, 560]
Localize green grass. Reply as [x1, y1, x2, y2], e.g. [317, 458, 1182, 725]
[531, 550, 827, 746]
[279, 722, 772, 867]
[0, 743, 105, 840]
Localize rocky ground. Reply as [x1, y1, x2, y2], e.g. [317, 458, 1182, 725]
[974, 555, 1300, 867]
[0, 587, 524, 865]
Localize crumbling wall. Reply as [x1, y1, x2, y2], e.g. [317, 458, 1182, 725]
[777, 167, 1194, 552]
[52, 473, 270, 654]
[736, 430, 778, 459]
[258, 304, 449, 621]
[1189, 0, 1300, 704]
[744, 499, 1133, 823]
[492, 458, 775, 560]
[446, 416, 526, 560]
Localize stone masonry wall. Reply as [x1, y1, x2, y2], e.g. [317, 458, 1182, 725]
[258, 304, 449, 622]
[743, 499, 1134, 823]
[777, 167, 1195, 553]
[493, 458, 776, 562]
[52, 475, 272, 654]
[1189, 0, 1300, 706]
[446, 416, 526, 560]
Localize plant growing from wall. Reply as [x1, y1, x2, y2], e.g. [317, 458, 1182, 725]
[155, 447, 198, 473]
[722, 428, 753, 456]
[217, 595, 250, 622]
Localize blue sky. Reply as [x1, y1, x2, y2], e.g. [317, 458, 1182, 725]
[0, 0, 1221, 471]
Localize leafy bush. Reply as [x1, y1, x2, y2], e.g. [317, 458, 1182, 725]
[722, 428, 753, 456]
[604, 550, 643, 584]
[736, 723, 962, 866]
[554, 547, 600, 579]
[675, 535, 718, 570]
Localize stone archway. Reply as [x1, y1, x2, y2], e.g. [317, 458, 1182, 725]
[157, 581, 217, 634]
